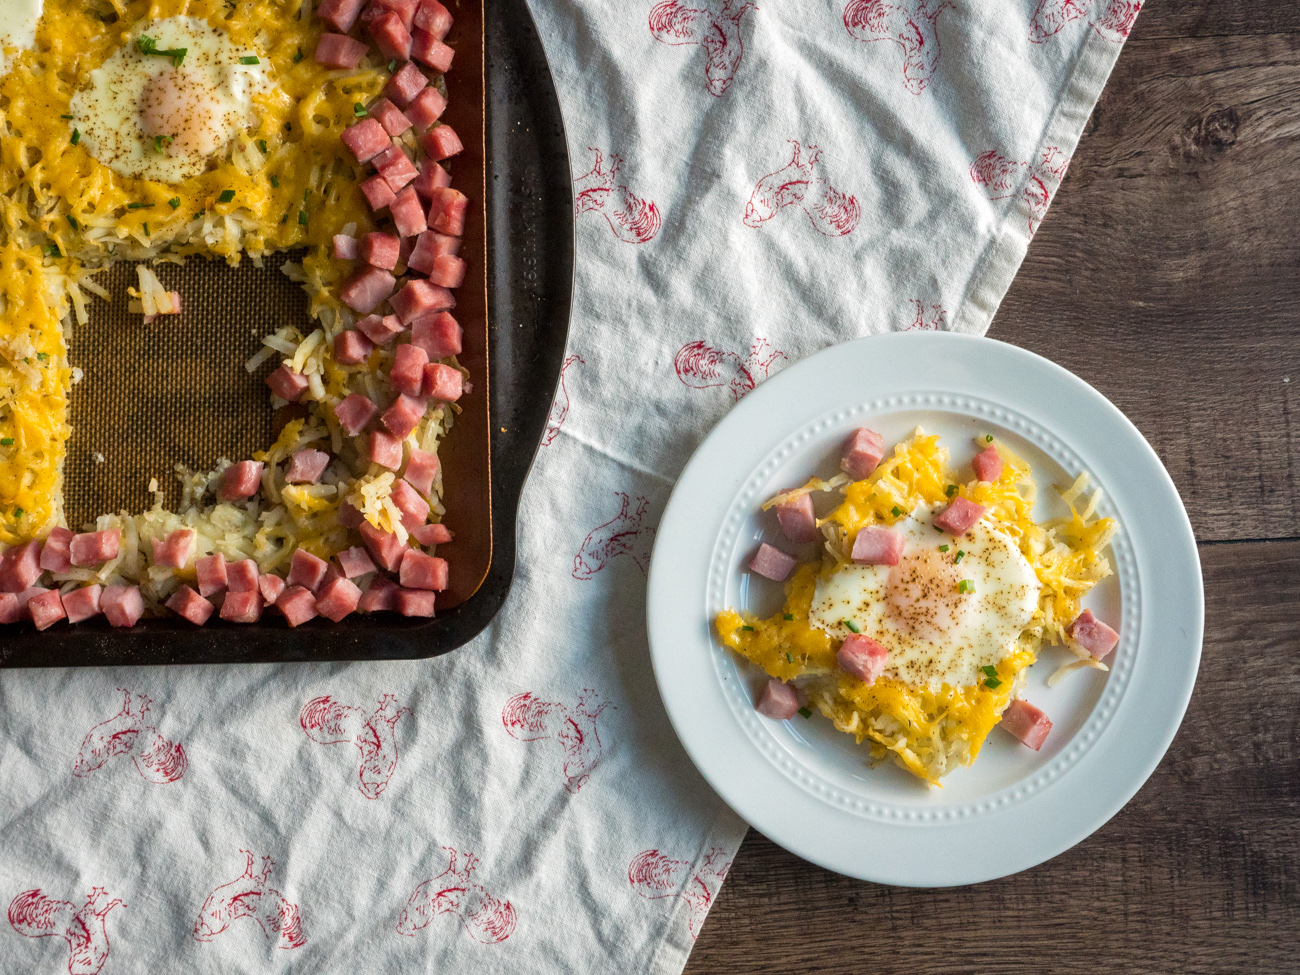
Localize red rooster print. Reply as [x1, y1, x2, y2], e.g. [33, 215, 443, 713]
[502, 689, 612, 794]
[299, 694, 410, 800]
[970, 146, 1070, 237]
[8, 887, 124, 975]
[574, 149, 662, 244]
[649, 0, 756, 97]
[542, 354, 584, 447]
[193, 852, 305, 950]
[905, 299, 947, 331]
[71, 689, 188, 785]
[396, 847, 516, 945]
[628, 848, 732, 942]
[843, 0, 953, 94]
[674, 337, 786, 401]
[743, 141, 861, 237]
[1029, 0, 1141, 43]
[572, 492, 653, 580]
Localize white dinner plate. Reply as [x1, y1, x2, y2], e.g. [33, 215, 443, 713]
[646, 333, 1203, 887]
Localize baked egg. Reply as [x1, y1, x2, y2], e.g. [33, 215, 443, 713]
[0, 0, 41, 75]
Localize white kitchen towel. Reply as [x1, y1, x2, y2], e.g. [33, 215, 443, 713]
[0, 1, 1139, 972]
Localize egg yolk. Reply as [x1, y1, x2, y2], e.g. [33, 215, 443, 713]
[140, 68, 225, 159]
[886, 546, 970, 644]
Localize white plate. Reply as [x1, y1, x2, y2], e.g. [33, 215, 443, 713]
[646, 334, 1203, 887]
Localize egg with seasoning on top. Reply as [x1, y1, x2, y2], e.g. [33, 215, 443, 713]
[0, 0, 42, 76]
[807, 503, 1041, 690]
[68, 17, 274, 184]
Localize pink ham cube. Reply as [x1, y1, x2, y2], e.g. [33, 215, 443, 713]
[368, 430, 404, 470]
[841, 427, 885, 480]
[221, 590, 263, 623]
[0, 592, 21, 624]
[315, 32, 368, 69]
[258, 573, 286, 605]
[356, 313, 405, 346]
[39, 527, 73, 574]
[1000, 699, 1053, 751]
[410, 311, 461, 359]
[370, 97, 413, 137]
[390, 342, 429, 395]
[315, 576, 363, 621]
[166, 585, 214, 625]
[277, 585, 319, 627]
[152, 528, 196, 569]
[397, 587, 436, 616]
[318, 0, 365, 32]
[340, 266, 397, 314]
[338, 546, 378, 578]
[285, 448, 329, 485]
[972, 444, 1003, 482]
[266, 364, 309, 402]
[420, 125, 463, 162]
[756, 679, 800, 720]
[70, 530, 120, 567]
[384, 61, 428, 107]
[748, 543, 796, 582]
[427, 186, 468, 234]
[421, 362, 462, 401]
[339, 502, 365, 529]
[851, 527, 904, 566]
[837, 634, 888, 685]
[360, 521, 406, 571]
[427, 254, 465, 289]
[0, 540, 42, 593]
[287, 549, 330, 592]
[775, 492, 819, 544]
[361, 231, 402, 270]
[1067, 608, 1120, 660]
[411, 29, 453, 72]
[341, 117, 391, 164]
[412, 161, 452, 201]
[389, 478, 430, 530]
[405, 86, 447, 130]
[62, 584, 103, 623]
[413, 0, 452, 39]
[410, 523, 451, 547]
[934, 496, 986, 536]
[382, 393, 427, 438]
[403, 446, 439, 495]
[390, 185, 428, 238]
[375, 145, 420, 193]
[196, 554, 228, 597]
[399, 549, 447, 590]
[360, 174, 398, 211]
[369, 10, 413, 61]
[334, 329, 374, 365]
[376, 0, 419, 30]
[28, 589, 66, 631]
[359, 574, 401, 612]
[333, 234, 359, 260]
[226, 559, 260, 593]
[102, 585, 144, 628]
[334, 393, 378, 436]
[218, 461, 264, 502]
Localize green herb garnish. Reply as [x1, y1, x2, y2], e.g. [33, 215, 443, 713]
[66, 215, 79, 230]
[353, 102, 367, 117]
[70, 129, 80, 145]
[0, 438, 13, 446]
[946, 484, 958, 497]
[126, 202, 153, 210]
[981, 665, 998, 678]
[218, 189, 235, 203]
[783, 613, 794, 621]
[239, 55, 260, 64]
[293, 47, 303, 62]
[142, 223, 150, 236]
[842, 619, 861, 633]
[957, 579, 974, 593]
[60, 114, 74, 120]
[192, 212, 204, 221]
[153, 135, 173, 154]
[257, 139, 268, 154]
[44, 245, 61, 258]
[388, 59, 397, 71]
[939, 544, 949, 552]
[137, 35, 187, 67]
[270, 175, 280, 188]
[280, 214, 288, 223]
[954, 550, 965, 563]
[983, 676, 1002, 689]
[890, 506, 901, 517]
[986, 435, 994, 443]
[740, 625, 754, 632]
[168, 198, 181, 209]
[13, 507, 23, 519]
[298, 210, 308, 225]
[798, 707, 812, 719]
[303, 188, 311, 203]
[785, 652, 793, 663]
[36, 352, 48, 361]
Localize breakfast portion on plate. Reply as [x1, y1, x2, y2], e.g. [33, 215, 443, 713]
[0, 0, 470, 628]
[715, 428, 1121, 786]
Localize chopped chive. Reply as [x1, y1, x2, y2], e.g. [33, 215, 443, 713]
[280, 214, 288, 223]
[257, 139, 268, 154]
[986, 435, 994, 443]
[218, 189, 235, 203]
[61, 113, 74, 119]
[126, 202, 153, 210]
[785, 652, 793, 663]
[270, 175, 280, 188]
[142, 222, 150, 236]
[153, 135, 173, 154]
[239, 55, 260, 64]
[954, 550, 965, 563]
[67, 215, 79, 230]
[44, 244, 61, 257]
[946, 484, 958, 497]
[798, 707, 812, 719]
[297, 210, 308, 225]
[957, 579, 974, 593]
[137, 35, 186, 66]
[0, 438, 13, 446]
[939, 544, 949, 552]
[293, 47, 303, 62]
[13, 508, 23, 519]
[984, 676, 1002, 689]
[70, 129, 80, 145]
[168, 198, 180, 209]
[36, 352, 48, 361]
[890, 505, 901, 517]
[783, 613, 794, 621]
[388, 59, 397, 71]
[740, 624, 754, 632]
[192, 211, 204, 221]
[303, 188, 311, 203]
[353, 102, 367, 117]
[842, 619, 861, 633]
[981, 665, 998, 677]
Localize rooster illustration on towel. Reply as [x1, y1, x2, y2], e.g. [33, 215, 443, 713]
[72, 688, 188, 785]
[572, 493, 653, 580]
[744, 141, 861, 237]
[905, 299, 947, 331]
[193, 852, 304, 950]
[574, 149, 662, 244]
[674, 338, 786, 401]
[542, 354, 584, 447]
[843, 0, 952, 94]
[299, 694, 410, 799]
[1029, 0, 1141, 43]
[8, 887, 124, 975]
[397, 848, 516, 945]
[502, 689, 612, 793]
[628, 849, 732, 941]
[970, 146, 1070, 237]
[649, 0, 756, 96]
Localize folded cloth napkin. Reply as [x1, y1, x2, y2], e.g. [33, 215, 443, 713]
[0, 1, 1138, 972]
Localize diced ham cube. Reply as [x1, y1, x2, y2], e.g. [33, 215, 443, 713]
[384, 61, 427, 107]
[315, 576, 363, 621]
[102, 585, 144, 628]
[360, 521, 407, 572]
[277, 585, 319, 627]
[382, 393, 427, 438]
[935, 496, 986, 536]
[410, 311, 462, 360]
[221, 590, 263, 623]
[334, 329, 374, 366]
[196, 554, 228, 597]
[339, 502, 365, 529]
[0, 592, 21, 624]
[356, 313, 405, 346]
[70, 529, 121, 567]
[1000, 699, 1053, 751]
[851, 527, 904, 566]
[397, 235, 415, 269]
[338, 546, 378, 578]
[28, 589, 65, 631]
[166, 585, 214, 625]
[318, 0, 365, 32]
[410, 522, 451, 546]
[390, 185, 428, 238]
[227, 559, 260, 593]
[315, 32, 369, 69]
[39, 528, 73, 574]
[841, 428, 885, 480]
[218, 461, 264, 502]
[361, 231, 402, 270]
[426, 186, 468, 234]
[340, 117, 391, 164]
[339, 266, 396, 314]
[375, 0, 419, 30]
[405, 85, 447, 130]
[408, 231, 453, 275]
[390, 343, 429, 396]
[427, 254, 465, 288]
[748, 543, 796, 582]
[421, 362, 462, 401]
[399, 549, 447, 590]
[266, 364, 309, 402]
[358, 574, 400, 612]
[411, 161, 452, 201]
[333, 237, 358, 267]
[13, 586, 46, 617]
[420, 125, 463, 163]
[1067, 608, 1120, 660]
[413, 0, 452, 39]
[334, 393, 378, 435]
[403, 447, 439, 496]
[391, 278, 452, 324]
[360, 174, 398, 211]
[775, 493, 819, 544]
[375, 146, 420, 195]
[259, 573, 286, 605]
[837, 633, 888, 685]
[0, 540, 42, 593]
[369, 10, 413, 61]
[285, 448, 329, 485]
[152, 528, 196, 569]
[390, 478, 430, 530]
[411, 29, 453, 71]
[397, 587, 436, 616]
[62, 584, 103, 624]
[973, 444, 1003, 482]
[369, 98, 412, 137]
[756, 679, 800, 720]
[287, 549, 330, 592]
[368, 430, 404, 470]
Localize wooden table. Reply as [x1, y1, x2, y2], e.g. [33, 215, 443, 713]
[687, 3, 1300, 971]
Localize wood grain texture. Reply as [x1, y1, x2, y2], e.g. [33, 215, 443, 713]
[686, 540, 1300, 974]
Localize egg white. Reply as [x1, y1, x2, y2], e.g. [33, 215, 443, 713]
[69, 17, 274, 183]
[808, 504, 1041, 690]
[0, 0, 42, 77]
